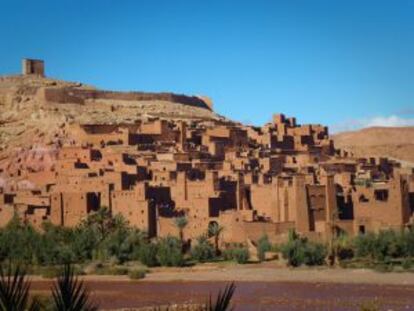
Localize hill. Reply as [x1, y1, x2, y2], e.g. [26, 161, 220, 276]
[333, 126, 414, 165]
[0, 74, 225, 161]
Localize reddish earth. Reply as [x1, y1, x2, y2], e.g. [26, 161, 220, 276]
[333, 126, 414, 164]
[31, 280, 414, 311]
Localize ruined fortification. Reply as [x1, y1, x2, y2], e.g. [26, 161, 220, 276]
[0, 60, 413, 247]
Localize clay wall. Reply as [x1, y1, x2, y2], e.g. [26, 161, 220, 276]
[352, 177, 410, 232]
[0, 204, 15, 227]
[111, 190, 154, 233]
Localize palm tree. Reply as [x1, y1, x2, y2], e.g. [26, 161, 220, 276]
[0, 265, 40, 311]
[51, 264, 98, 311]
[174, 216, 188, 243]
[208, 223, 224, 256]
[84, 207, 113, 242]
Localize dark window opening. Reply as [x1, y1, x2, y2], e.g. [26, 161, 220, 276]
[374, 189, 389, 202]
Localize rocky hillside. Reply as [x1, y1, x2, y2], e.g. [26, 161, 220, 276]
[333, 126, 414, 165]
[0, 75, 225, 162]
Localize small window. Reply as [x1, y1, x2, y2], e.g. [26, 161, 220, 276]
[374, 190, 389, 202]
[359, 195, 369, 203]
[359, 225, 366, 234]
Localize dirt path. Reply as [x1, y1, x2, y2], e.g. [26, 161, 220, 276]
[31, 263, 414, 285]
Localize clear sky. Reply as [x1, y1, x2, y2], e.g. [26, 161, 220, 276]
[1, 0, 413, 132]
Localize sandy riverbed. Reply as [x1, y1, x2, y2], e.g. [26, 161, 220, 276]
[29, 263, 414, 310]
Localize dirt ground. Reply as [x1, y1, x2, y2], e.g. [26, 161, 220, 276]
[30, 264, 414, 310]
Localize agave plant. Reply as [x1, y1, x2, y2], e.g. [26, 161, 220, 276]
[51, 264, 97, 311]
[207, 282, 236, 311]
[0, 264, 40, 311]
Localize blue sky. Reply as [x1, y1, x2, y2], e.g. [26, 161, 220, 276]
[1, 0, 413, 132]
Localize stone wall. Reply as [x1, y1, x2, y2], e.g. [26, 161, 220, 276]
[38, 87, 212, 110]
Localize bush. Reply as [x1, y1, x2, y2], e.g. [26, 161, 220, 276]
[400, 230, 414, 257]
[191, 236, 215, 262]
[303, 242, 327, 266]
[335, 236, 354, 261]
[223, 246, 250, 264]
[94, 265, 129, 275]
[233, 248, 249, 264]
[138, 242, 159, 267]
[128, 269, 146, 280]
[0, 216, 41, 264]
[257, 234, 272, 262]
[280, 230, 327, 267]
[354, 230, 409, 262]
[280, 239, 305, 267]
[157, 236, 184, 267]
[110, 266, 129, 275]
[402, 258, 413, 270]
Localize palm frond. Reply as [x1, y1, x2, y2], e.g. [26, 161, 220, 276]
[207, 282, 236, 311]
[51, 264, 97, 311]
[0, 264, 34, 311]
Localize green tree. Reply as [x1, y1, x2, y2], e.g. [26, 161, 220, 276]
[82, 207, 114, 243]
[173, 216, 188, 244]
[191, 235, 215, 262]
[0, 215, 40, 264]
[281, 230, 327, 267]
[208, 222, 224, 256]
[37, 222, 75, 265]
[157, 236, 184, 267]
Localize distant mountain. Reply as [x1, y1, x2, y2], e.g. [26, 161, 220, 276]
[333, 126, 414, 165]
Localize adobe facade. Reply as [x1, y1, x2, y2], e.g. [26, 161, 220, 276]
[1, 63, 414, 246]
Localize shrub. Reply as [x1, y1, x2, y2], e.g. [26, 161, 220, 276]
[257, 234, 272, 262]
[110, 266, 129, 275]
[353, 232, 377, 259]
[280, 230, 327, 267]
[402, 258, 413, 270]
[334, 234, 354, 261]
[223, 246, 249, 264]
[157, 236, 184, 267]
[281, 239, 305, 267]
[354, 230, 408, 262]
[128, 269, 146, 280]
[0, 216, 41, 264]
[191, 236, 215, 262]
[401, 229, 414, 257]
[138, 242, 159, 267]
[233, 248, 249, 264]
[96, 265, 129, 275]
[303, 242, 327, 266]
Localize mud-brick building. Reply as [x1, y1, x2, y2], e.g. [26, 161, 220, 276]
[1, 95, 414, 246]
